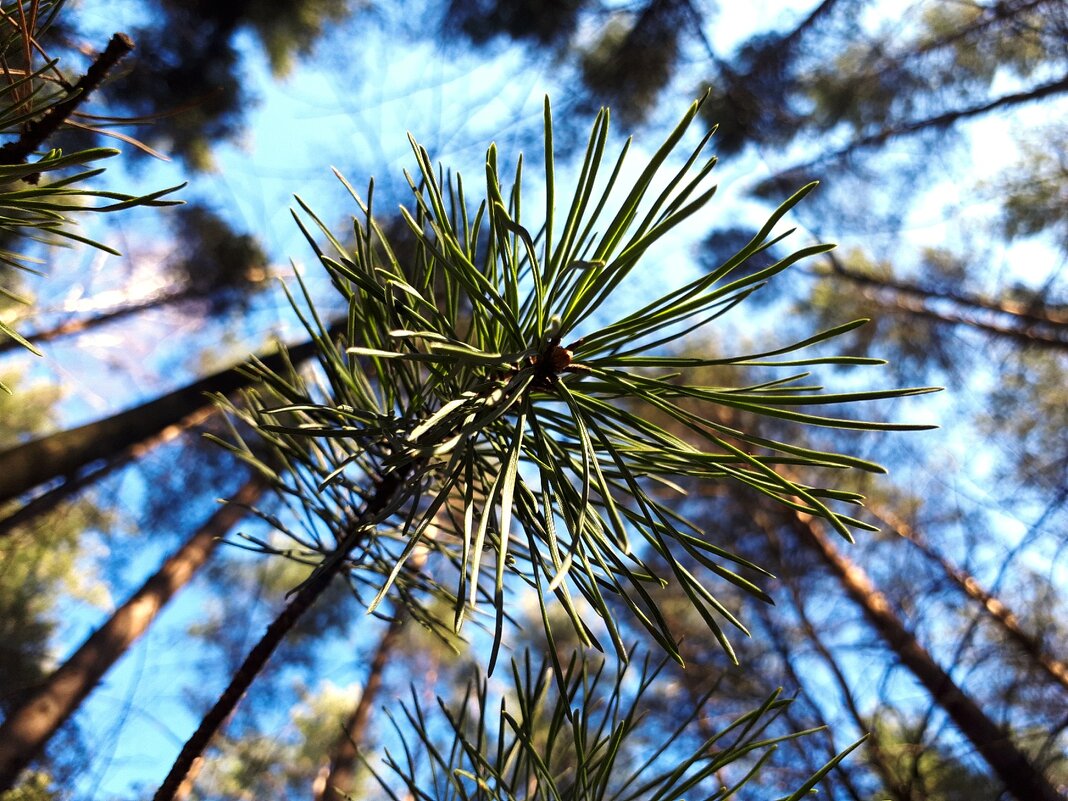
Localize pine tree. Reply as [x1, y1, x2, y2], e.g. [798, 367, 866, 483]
[144, 96, 934, 800]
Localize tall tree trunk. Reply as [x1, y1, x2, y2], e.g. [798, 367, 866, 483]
[0, 289, 197, 357]
[314, 507, 444, 800]
[0, 406, 216, 539]
[314, 616, 405, 801]
[867, 503, 1068, 694]
[0, 329, 332, 505]
[152, 465, 409, 801]
[0, 475, 268, 790]
[779, 508, 1064, 801]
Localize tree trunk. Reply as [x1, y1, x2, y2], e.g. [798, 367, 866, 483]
[780, 0, 843, 48]
[837, 275, 1068, 352]
[784, 508, 1064, 801]
[0, 289, 197, 357]
[315, 616, 405, 801]
[756, 605, 873, 801]
[0, 406, 216, 539]
[0, 475, 268, 790]
[152, 465, 409, 801]
[0, 330, 330, 505]
[821, 251, 1068, 333]
[767, 567, 912, 801]
[868, 504, 1068, 694]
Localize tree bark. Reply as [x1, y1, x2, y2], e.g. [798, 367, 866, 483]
[315, 616, 405, 801]
[0, 289, 198, 357]
[786, 508, 1064, 801]
[0, 331, 330, 505]
[0, 475, 267, 790]
[756, 605, 872, 801]
[868, 504, 1068, 694]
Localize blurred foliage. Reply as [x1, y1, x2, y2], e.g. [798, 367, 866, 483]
[165, 205, 268, 313]
[99, 0, 354, 171]
[995, 124, 1068, 250]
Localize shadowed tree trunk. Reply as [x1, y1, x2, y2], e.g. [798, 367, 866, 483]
[820, 252, 1068, 331]
[866, 503, 1068, 694]
[0, 328, 335, 505]
[773, 506, 1064, 801]
[0, 475, 268, 790]
[756, 606, 870, 801]
[314, 616, 405, 801]
[0, 405, 216, 539]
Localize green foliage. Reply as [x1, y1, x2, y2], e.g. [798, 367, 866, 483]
[190, 682, 354, 799]
[0, 1, 182, 369]
[220, 96, 932, 690]
[0, 770, 60, 801]
[803, 0, 1066, 135]
[368, 650, 864, 801]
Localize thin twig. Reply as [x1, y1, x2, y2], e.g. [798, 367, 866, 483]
[0, 32, 134, 169]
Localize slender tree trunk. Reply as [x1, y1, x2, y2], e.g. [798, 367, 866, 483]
[0, 289, 197, 357]
[780, 0, 844, 48]
[765, 563, 913, 801]
[867, 504, 1068, 694]
[755, 606, 872, 801]
[0, 475, 268, 790]
[841, 275, 1068, 352]
[0, 406, 216, 539]
[784, 508, 1064, 801]
[820, 251, 1068, 332]
[0, 330, 331, 505]
[315, 616, 405, 801]
[152, 465, 410, 801]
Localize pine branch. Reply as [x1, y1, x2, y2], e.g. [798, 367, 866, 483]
[0, 32, 135, 171]
[761, 72, 1068, 182]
